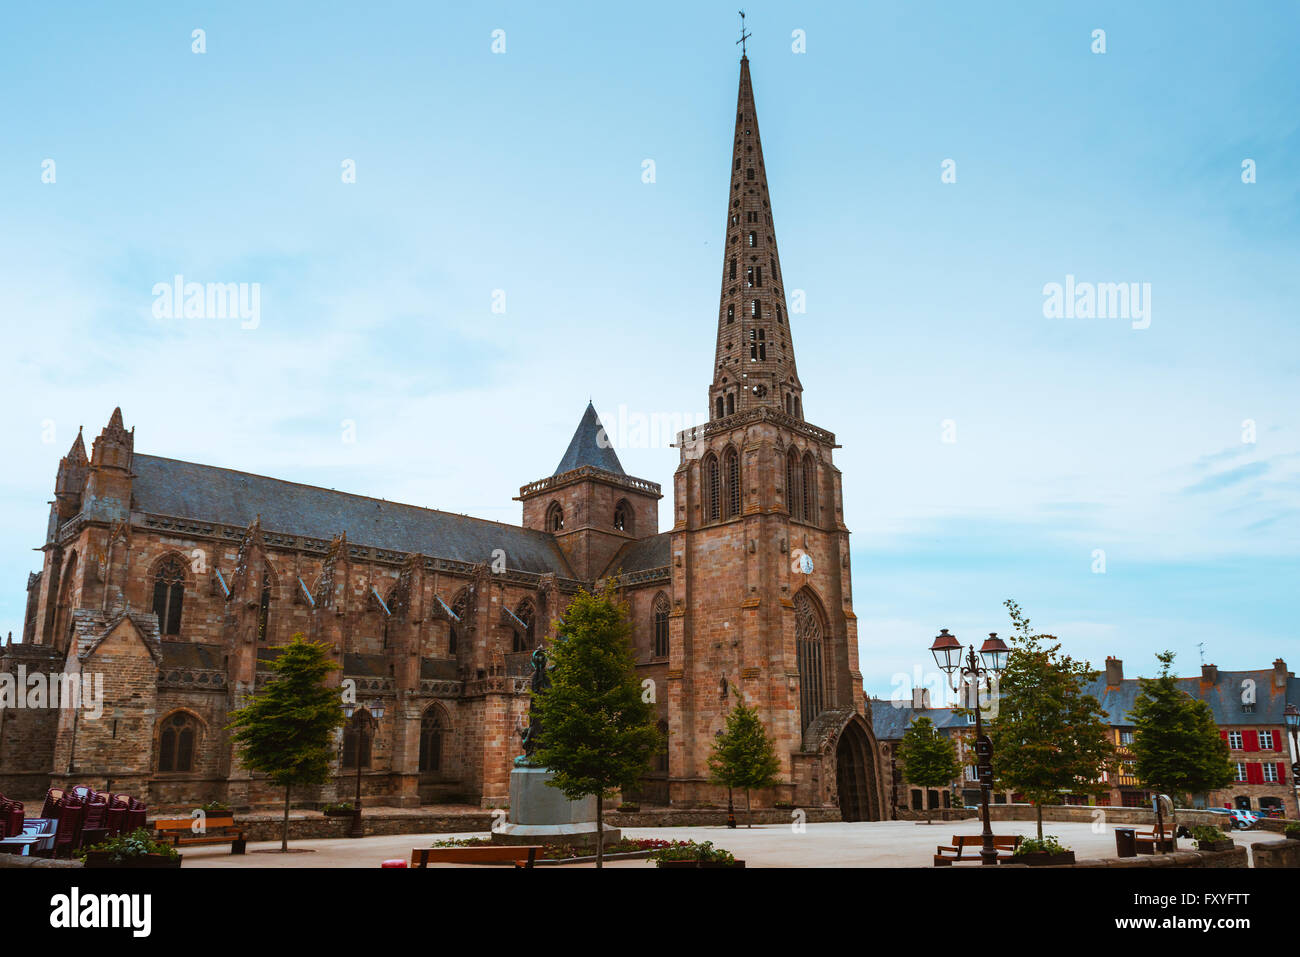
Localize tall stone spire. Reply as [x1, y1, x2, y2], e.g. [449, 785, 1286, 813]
[709, 54, 804, 423]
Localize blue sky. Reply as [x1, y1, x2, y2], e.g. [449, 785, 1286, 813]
[1, 1, 1296, 697]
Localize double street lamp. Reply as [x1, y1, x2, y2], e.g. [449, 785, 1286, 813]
[343, 699, 386, 838]
[928, 628, 1010, 866]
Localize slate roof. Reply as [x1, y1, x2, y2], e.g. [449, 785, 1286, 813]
[160, 641, 225, 671]
[131, 454, 575, 577]
[553, 402, 625, 477]
[421, 657, 459, 681]
[601, 531, 672, 578]
[1083, 669, 1295, 727]
[869, 698, 970, 740]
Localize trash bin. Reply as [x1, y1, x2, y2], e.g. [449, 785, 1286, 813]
[1115, 827, 1137, 858]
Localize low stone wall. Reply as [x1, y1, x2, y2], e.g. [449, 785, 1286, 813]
[152, 804, 843, 842]
[608, 807, 841, 827]
[0, 853, 82, 869]
[1251, 838, 1300, 868]
[894, 809, 977, 822]
[1000, 846, 1248, 869]
[181, 810, 497, 843]
[985, 804, 1221, 828]
[1257, 817, 1298, 834]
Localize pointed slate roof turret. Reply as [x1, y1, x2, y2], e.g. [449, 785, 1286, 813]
[553, 401, 625, 476]
[709, 54, 804, 423]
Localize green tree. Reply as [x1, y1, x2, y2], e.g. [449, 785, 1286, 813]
[897, 715, 961, 824]
[531, 584, 661, 868]
[227, 634, 344, 851]
[707, 690, 783, 826]
[987, 600, 1118, 840]
[1130, 650, 1234, 822]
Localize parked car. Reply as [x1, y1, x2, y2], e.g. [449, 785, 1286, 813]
[1206, 808, 1261, 829]
[1230, 809, 1262, 829]
[1204, 808, 1249, 830]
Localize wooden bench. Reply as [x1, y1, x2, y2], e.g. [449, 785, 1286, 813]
[410, 845, 542, 869]
[934, 835, 1022, 865]
[155, 816, 247, 854]
[1134, 830, 1175, 854]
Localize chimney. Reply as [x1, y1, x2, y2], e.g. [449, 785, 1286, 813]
[911, 687, 930, 709]
[1202, 663, 1218, 685]
[1104, 656, 1123, 686]
[1274, 658, 1289, 689]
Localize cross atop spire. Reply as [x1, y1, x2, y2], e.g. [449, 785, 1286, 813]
[707, 54, 804, 422]
[736, 10, 751, 58]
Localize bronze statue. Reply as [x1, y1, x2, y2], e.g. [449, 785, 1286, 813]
[515, 646, 549, 766]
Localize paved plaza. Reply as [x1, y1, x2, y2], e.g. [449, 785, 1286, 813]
[180, 818, 1290, 868]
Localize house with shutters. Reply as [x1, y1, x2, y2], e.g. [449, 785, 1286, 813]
[1090, 656, 1298, 814]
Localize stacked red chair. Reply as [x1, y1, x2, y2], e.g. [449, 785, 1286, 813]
[105, 794, 129, 837]
[40, 788, 65, 820]
[124, 796, 147, 833]
[79, 792, 110, 849]
[0, 796, 26, 839]
[51, 794, 84, 858]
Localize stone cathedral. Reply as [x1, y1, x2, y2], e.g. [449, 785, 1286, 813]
[1, 55, 888, 820]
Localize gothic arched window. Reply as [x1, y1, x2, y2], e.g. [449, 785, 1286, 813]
[613, 499, 632, 533]
[652, 592, 670, 659]
[794, 590, 826, 732]
[725, 393, 735, 415]
[256, 563, 274, 643]
[157, 711, 199, 772]
[419, 704, 447, 772]
[513, 599, 535, 654]
[724, 447, 741, 518]
[546, 502, 564, 532]
[802, 453, 817, 525]
[704, 453, 721, 522]
[716, 396, 725, 419]
[342, 709, 373, 769]
[449, 589, 469, 655]
[152, 556, 186, 637]
[787, 450, 803, 521]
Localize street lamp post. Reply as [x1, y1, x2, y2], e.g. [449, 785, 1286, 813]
[928, 628, 1010, 866]
[1284, 704, 1300, 821]
[343, 699, 386, 838]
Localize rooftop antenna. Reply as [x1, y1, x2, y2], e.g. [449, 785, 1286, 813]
[737, 10, 751, 57]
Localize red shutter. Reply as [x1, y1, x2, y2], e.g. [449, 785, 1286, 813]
[1279, 763, 1288, 785]
[1243, 730, 1259, 752]
[1220, 730, 1229, 743]
[1246, 762, 1262, 784]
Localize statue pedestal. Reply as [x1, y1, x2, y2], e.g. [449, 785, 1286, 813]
[490, 766, 619, 848]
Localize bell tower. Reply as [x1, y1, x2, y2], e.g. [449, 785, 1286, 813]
[667, 52, 884, 819]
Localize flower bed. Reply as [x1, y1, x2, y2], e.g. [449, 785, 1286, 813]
[78, 828, 183, 869]
[1010, 835, 1074, 867]
[649, 839, 743, 868]
[431, 836, 682, 862]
